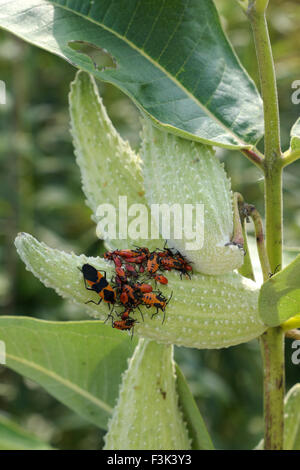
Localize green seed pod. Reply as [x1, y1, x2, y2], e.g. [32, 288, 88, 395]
[141, 121, 244, 274]
[69, 70, 160, 251]
[15, 233, 266, 350]
[104, 339, 191, 450]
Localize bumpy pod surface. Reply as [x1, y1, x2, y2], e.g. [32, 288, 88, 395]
[69, 70, 161, 251]
[141, 121, 244, 274]
[15, 233, 266, 350]
[104, 339, 191, 450]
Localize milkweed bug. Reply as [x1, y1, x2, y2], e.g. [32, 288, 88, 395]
[141, 291, 173, 324]
[119, 283, 142, 307]
[125, 263, 138, 278]
[159, 256, 182, 271]
[112, 255, 122, 268]
[146, 252, 160, 275]
[159, 256, 192, 278]
[113, 309, 137, 338]
[80, 264, 116, 309]
[133, 282, 153, 293]
[153, 274, 168, 285]
[115, 266, 127, 283]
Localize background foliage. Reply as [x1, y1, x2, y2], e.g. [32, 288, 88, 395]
[0, 0, 299, 449]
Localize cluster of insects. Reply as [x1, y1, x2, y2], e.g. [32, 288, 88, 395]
[80, 243, 193, 336]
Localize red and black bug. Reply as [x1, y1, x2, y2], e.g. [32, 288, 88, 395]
[113, 317, 136, 338]
[115, 266, 127, 283]
[146, 252, 160, 275]
[141, 291, 173, 323]
[80, 264, 116, 309]
[112, 308, 137, 338]
[133, 282, 153, 294]
[159, 256, 192, 278]
[152, 274, 168, 285]
[124, 263, 138, 278]
[119, 283, 142, 306]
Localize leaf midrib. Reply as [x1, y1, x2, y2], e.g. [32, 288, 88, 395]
[6, 352, 113, 415]
[50, 0, 246, 146]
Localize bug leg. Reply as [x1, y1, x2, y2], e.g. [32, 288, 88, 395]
[85, 298, 102, 306]
[151, 309, 158, 320]
[104, 313, 114, 325]
[136, 305, 144, 322]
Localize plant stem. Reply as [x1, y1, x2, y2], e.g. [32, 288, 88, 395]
[242, 148, 264, 169]
[243, 203, 271, 281]
[260, 327, 285, 450]
[282, 149, 300, 167]
[248, 3, 285, 450]
[248, 7, 281, 162]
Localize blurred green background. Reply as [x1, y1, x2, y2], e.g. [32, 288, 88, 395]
[0, 0, 299, 450]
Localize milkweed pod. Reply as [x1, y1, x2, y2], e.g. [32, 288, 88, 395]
[15, 233, 266, 350]
[141, 121, 244, 274]
[104, 339, 191, 450]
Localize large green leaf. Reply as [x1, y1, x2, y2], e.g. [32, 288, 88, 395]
[0, 317, 136, 430]
[0, 415, 53, 450]
[259, 254, 300, 326]
[0, 0, 263, 149]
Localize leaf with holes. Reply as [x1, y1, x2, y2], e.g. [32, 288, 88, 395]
[0, 0, 263, 149]
[0, 317, 137, 430]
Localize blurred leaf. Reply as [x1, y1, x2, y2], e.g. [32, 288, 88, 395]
[255, 384, 300, 450]
[284, 384, 300, 450]
[258, 255, 300, 326]
[0, 414, 53, 450]
[0, 0, 263, 148]
[0, 317, 137, 430]
[290, 117, 300, 151]
[175, 364, 214, 450]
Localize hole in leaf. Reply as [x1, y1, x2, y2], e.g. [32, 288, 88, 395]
[68, 41, 117, 71]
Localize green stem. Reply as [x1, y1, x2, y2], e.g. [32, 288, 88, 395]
[282, 149, 300, 167]
[260, 327, 285, 450]
[238, 219, 255, 281]
[248, 6, 281, 162]
[265, 168, 283, 272]
[244, 203, 271, 281]
[248, 2, 285, 450]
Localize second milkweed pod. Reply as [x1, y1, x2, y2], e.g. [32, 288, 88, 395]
[104, 339, 191, 450]
[141, 121, 244, 275]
